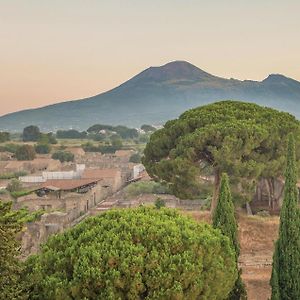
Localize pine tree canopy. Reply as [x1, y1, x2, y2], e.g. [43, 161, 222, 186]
[24, 207, 237, 300]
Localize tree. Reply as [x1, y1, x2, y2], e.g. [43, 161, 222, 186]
[16, 144, 36, 161]
[0, 132, 10, 143]
[111, 134, 123, 148]
[38, 133, 57, 145]
[35, 143, 51, 154]
[0, 201, 27, 299]
[143, 101, 300, 210]
[141, 124, 156, 132]
[56, 130, 87, 139]
[213, 173, 247, 299]
[25, 207, 237, 299]
[270, 134, 300, 299]
[23, 125, 40, 142]
[52, 151, 74, 163]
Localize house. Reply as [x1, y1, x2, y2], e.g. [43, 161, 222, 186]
[16, 178, 108, 217]
[82, 168, 123, 193]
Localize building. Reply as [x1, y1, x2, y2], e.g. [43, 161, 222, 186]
[82, 168, 123, 193]
[16, 178, 109, 217]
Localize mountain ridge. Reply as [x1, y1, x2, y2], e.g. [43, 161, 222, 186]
[1, 61, 300, 131]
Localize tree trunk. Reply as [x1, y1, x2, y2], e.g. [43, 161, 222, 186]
[211, 168, 221, 213]
[266, 178, 284, 211]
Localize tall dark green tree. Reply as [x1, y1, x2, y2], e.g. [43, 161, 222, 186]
[271, 134, 300, 299]
[213, 173, 247, 299]
[22, 125, 40, 142]
[0, 201, 27, 299]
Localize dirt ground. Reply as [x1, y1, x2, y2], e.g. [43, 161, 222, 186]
[187, 211, 279, 300]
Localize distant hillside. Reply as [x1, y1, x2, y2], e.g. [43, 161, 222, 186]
[1, 61, 300, 131]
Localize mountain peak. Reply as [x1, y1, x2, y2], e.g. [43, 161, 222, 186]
[262, 74, 295, 84]
[128, 60, 215, 84]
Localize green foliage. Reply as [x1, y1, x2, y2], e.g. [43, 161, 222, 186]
[0, 171, 27, 180]
[23, 125, 41, 142]
[213, 173, 247, 299]
[271, 134, 300, 299]
[124, 181, 170, 199]
[0, 143, 21, 154]
[0, 131, 10, 143]
[110, 134, 123, 148]
[141, 124, 156, 132]
[56, 129, 87, 139]
[82, 142, 122, 154]
[52, 151, 74, 163]
[87, 124, 138, 139]
[143, 101, 300, 201]
[38, 133, 57, 145]
[0, 201, 27, 299]
[10, 190, 34, 199]
[129, 152, 141, 163]
[6, 179, 23, 193]
[154, 197, 166, 209]
[24, 207, 237, 299]
[35, 143, 51, 154]
[16, 144, 36, 161]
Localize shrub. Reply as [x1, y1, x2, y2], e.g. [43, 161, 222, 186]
[0, 143, 21, 154]
[154, 197, 166, 209]
[35, 143, 51, 154]
[10, 190, 33, 199]
[24, 207, 237, 299]
[129, 153, 141, 163]
[124, 181, 169, 199]
[15, 145, 36, 161]
[52, 151, 74, 163]
[6, 179, 23, 193]
[0, 132, 10, 143]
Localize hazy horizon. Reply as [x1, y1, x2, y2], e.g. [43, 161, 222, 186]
[1, 0, 300, 116]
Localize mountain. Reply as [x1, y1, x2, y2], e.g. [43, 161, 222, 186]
[1, 61, 300, 131]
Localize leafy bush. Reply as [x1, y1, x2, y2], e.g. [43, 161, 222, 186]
[15, 144, 36, 161]
[129, 153, 141, 163]
[10, 190, 34, 199]
[24, 207, 237, 299]
[124, 181, 169, 199]
[52, 151, 74, 163]
[6, 179, 23, 193]
[154, 197, 166, 209]
[38, 133, 57, 145]
[0, 132, 10, 143]
[35, 143, 51, 154]
[0, 143, 21, 154]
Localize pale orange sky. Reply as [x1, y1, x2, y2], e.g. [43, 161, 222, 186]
[1, 0, 299, 116]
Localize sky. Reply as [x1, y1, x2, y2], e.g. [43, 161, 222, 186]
[0, 0, 299, 116]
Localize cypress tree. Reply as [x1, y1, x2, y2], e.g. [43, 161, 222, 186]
[213, 173, 247, 299]
[271, 133, 300, 299]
